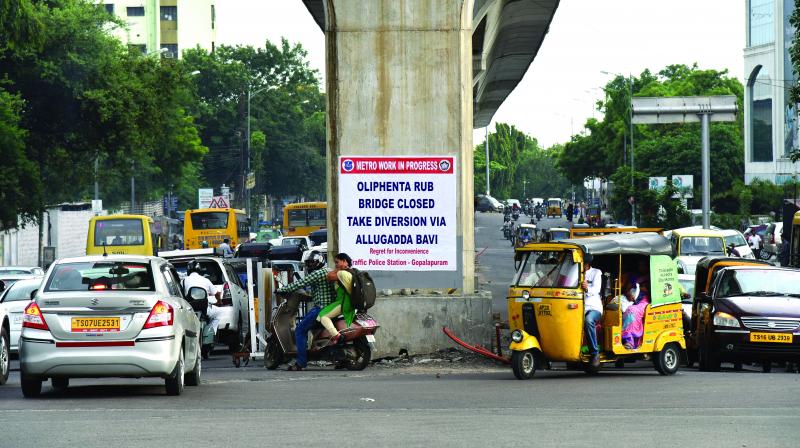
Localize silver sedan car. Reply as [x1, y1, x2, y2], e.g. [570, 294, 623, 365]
[19, 256, 202, 397]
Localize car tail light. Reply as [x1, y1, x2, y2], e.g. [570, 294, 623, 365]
[143, 300, 174, 329]
[23, 302, 49, 331]
[219, 282, 233, 306]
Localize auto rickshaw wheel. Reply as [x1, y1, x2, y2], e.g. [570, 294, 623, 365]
[511, 350, 536, 380]
[762, 361, 772, 373]
[654, 343, 681, 376]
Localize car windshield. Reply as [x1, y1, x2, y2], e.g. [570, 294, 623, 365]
[1, 280, 41, 302]
[282, 238, 305, 246]
[515, 250, 580, 288]
[680, 236, 725, 256]
[257, 229, 281, 241]
[679, 279, 695, 302]
[717, 270, 800, 298]
[44, 261, 154, 292]
[725, 233, 747, 247]
[0, 268, 33, 275]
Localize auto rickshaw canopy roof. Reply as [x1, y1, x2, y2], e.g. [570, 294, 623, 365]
[558, 232, 672, 256]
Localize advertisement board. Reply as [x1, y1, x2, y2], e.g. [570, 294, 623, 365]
[338, 155, 457, 271]
[648, 177, 667, 191]
[198, 188, 214, 209]
[672, 175, 694, 198]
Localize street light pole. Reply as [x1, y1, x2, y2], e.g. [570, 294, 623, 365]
[485, 126, 490, 196]
[629, 73, 635, 227]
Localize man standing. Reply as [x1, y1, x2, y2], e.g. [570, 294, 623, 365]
[277, 253, 336, 371]
[582, 253, 603, 368]
[749, 231, 762, 260]
[218, 238, 234, 258]
[566, 202, 574, 224]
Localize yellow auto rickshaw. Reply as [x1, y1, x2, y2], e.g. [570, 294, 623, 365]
[791, 211, 800, 268]
[546, 198, 562, 218]
[508, 232, 686, 379]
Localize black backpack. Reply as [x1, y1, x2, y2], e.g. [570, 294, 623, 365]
[346, 268, 376, 311]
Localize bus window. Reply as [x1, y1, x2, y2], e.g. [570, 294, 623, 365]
[308, 208, 326, 227]
[95, 219, 144, 246]
[288, 209, 307, 228]
[190, 212, 228, 230]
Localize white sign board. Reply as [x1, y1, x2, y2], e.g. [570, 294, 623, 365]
[198, 188, 214, 209]
[338, 155, 457, 271]
[648, 177, 667, 191]
[672, 175, 694, 198]
[91, 199, 103, 214]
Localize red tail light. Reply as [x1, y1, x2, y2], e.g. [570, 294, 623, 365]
[23, 302, 49, 331]
[143, 300, 174, 329]
[219, 282, 233, 306]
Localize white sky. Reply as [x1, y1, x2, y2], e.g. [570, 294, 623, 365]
[216, 0, 745, 148]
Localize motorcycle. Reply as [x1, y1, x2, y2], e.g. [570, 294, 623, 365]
[512, 211, 520, 221]
[264, 292, 379, 371]
[502, 221, 513, 239]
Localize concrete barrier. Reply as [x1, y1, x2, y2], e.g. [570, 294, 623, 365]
[367, 291, 494, 358]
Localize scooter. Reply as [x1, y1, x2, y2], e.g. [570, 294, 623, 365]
[264, 292, 379, 371]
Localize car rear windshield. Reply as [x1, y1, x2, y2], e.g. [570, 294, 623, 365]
[190, 212, 229, 230]
[44, 262, 154, 292]
[716, 270, 800, 298]
[2, 281, 40, 302]
[515, 250, 579, 288]
[172, 260, 225, 285]
[680, 236, 725, 256]
[94, 219, 145, 246]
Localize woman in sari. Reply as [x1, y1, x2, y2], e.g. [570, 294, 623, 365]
[621, 282, 650, 349]
[317, 269, 356, 345]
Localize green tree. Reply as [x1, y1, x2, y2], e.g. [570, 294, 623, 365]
[790, 0, 800, 162]
[183, 40, 326, 204]
[1, 0, 206, 221]
[558, 64, 744, 224]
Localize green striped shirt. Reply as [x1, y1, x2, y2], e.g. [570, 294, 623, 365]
[276, 268, 336, 308]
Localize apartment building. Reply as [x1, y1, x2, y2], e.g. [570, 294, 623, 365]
[99, 0, 216, 58]
[744, 0, 800, 184]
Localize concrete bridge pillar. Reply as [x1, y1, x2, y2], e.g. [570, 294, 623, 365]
[323, 0, 475, 292]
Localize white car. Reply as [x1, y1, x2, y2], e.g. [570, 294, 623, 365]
[18, 256, 202, 397]
[719, 229, 755, 259]
[0, 277, 43, 353]
[170, 257, 250, 352]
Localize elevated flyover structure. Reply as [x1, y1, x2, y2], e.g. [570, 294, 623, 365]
[301, 0, 558, 357]
[303, 0, 560, 129]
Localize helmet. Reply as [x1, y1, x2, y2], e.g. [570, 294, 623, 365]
[305, 252, 325, 272]
[187, 260, 204, 275]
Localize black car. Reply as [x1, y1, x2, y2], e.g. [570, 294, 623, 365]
[692, 259, 800, 372]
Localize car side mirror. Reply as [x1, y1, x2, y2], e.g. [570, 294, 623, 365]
[0, 280, 5, 293]
[699, 292, 712, 304]
[30, 289, 38, 300]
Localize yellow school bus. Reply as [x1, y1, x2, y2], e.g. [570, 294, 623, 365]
[283, 202, 326, 236]
[87, 215, 157, 256]
[184, 208, 249, 249]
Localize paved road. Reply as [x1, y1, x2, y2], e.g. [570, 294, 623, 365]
[3, 215, 800, 447]
[2, 355, 799, 447]
[474, 210, 569, 315]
